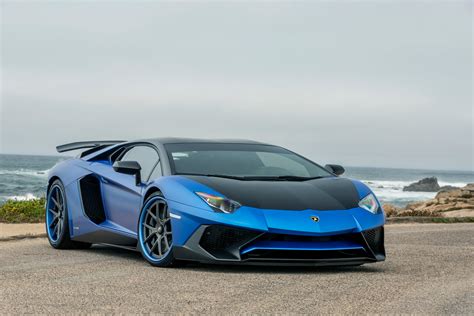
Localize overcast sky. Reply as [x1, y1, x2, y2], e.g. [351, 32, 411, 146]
[0, 1, 472, 171]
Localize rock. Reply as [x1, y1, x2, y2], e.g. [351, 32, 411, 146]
[403, 177, 440, 192]
[464, 184, 474, 192]
[438, 185, 458, 193]
[397, 209, 438, 217]
[393, 184, 474, 217]
[382, 204, 399, 217]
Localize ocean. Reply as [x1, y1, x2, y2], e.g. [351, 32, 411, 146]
[0, 154, 473, 207]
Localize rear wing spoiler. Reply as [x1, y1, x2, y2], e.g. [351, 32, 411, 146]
[56, 140, 126, 153]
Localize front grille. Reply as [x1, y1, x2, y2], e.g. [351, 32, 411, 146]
[362, 227, 384, 256]
[199, 226, 261, 259]
[240, 231, 370, 261]
[256, 232, 363, 244]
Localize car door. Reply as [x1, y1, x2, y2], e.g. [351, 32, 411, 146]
[96, 144, 160, 233]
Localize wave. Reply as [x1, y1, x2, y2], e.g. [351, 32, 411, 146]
[0, 169, 50, 177]
[2, 193, 41, 201]
[361, 179, 469, 206]
[361, 179, 468, 190]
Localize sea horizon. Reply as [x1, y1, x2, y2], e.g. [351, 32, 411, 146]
[1, 152, 472, 174]
[1, 153, 473, 207]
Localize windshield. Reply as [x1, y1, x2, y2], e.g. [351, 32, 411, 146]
[164, 143, 333, 179]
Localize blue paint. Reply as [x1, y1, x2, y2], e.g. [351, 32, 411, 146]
[47, 141, 386, 264]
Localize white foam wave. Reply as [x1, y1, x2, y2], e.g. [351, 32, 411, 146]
[362, 179, 468, 190]
[4, 193, 40, 201]
[361, 179, 468, 206]
[0, 169, 50, 177]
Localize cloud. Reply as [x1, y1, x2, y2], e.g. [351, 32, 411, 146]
[1, 1, 472, 170]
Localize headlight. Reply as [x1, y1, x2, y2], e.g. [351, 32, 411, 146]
[195, 192, 241, 214]
[359, 193, 379, 214]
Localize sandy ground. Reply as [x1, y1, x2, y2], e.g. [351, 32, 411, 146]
[0, 223, 46, 240]
[0, 223, 472, 314]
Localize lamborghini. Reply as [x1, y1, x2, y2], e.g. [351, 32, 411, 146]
[46, 138, 385, 267]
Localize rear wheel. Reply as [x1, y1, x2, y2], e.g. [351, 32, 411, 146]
[45, 180, 91, 249]
[138, 193, 176, 267]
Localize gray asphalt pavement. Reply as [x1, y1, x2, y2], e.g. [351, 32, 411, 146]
[0, 223, 473, 314]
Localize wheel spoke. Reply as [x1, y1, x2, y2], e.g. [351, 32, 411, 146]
[143, 223, 155, 231]
[53, 223, 59, 236]
[147, 209, 157, 221]
[144, 232, 155, 243]
[157, 203, 166, 220]
[49, 217, 58, 228]
[149, 239, 159, 255]
[51, 197, 61, 210]
[163, 235, 169, 250]
[56, 188, 62, 205]
[157, 236, 163, 256]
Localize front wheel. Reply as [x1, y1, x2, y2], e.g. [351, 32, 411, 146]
[138, 193, 176, 267]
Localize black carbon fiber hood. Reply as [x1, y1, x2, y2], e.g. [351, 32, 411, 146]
[184, 176, 360, 211]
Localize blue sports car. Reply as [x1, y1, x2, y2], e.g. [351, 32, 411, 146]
[46, 138, 385, 267]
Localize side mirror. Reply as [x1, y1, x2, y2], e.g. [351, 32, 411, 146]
[325, 164, 345, 176]
[113, 161, 142, 185]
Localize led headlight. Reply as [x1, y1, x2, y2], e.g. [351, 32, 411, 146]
[196, 192, 241, 214]
[359, 193, 379, 214]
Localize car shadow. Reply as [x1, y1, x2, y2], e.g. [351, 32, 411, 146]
[83, 244, 385, 274]
[81, 244, 143, 262]
[180, 263, 385, 274]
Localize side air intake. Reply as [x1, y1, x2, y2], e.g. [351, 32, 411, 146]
[79, 175, 106, 224]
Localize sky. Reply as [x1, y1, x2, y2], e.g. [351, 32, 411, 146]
[0, 1, 473, 171]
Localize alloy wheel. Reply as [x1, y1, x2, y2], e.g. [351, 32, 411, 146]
[140, 198, 173, 260]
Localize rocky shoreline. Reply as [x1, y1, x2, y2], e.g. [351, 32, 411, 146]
[384, 183, 474, 218]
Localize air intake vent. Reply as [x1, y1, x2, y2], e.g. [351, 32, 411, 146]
[79, 175, 106, 224]
[199, 226, 261, 260]
[362, 227, 385, 256]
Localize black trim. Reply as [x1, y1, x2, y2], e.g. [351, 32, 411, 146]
[72, 230, 137, 247]
[174, 224, 385, 266]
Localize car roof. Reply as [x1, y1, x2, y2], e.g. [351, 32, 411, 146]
[140, 137, 271, 146]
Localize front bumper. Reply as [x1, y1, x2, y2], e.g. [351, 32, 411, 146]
[168, 200, 386, 266]
[173, 224, 385, 266]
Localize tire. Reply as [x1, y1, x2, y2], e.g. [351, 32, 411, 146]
[137, 192, 176, 267]
[45, 179, 92, 250]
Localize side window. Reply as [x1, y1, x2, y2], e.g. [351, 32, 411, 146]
[149, 161, 162, 180]
[119, 146, 159, 181]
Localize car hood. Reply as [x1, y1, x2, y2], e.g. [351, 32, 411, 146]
[182, 175, 361, 211]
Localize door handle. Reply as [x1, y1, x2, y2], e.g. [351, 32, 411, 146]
[101, 177, 110, 184]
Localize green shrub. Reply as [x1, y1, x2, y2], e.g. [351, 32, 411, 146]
[0, 198, 46, 223]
